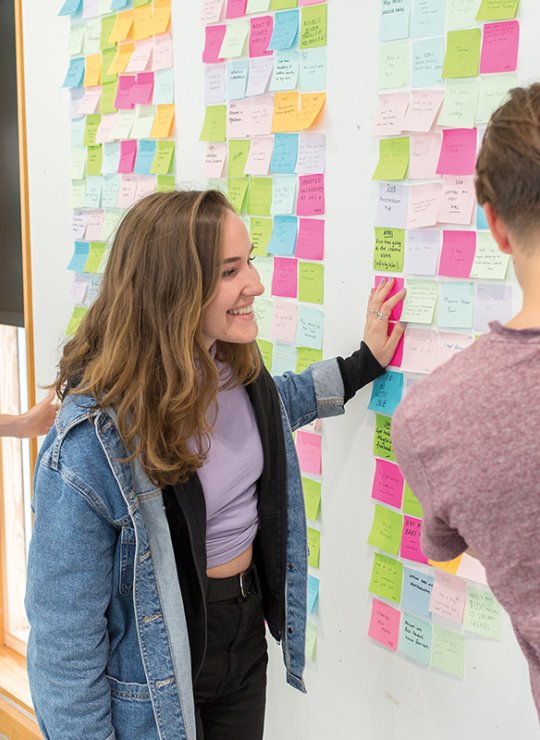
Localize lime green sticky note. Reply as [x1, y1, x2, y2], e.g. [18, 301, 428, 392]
[100, 79, 118, 114]
[470, 232, 510, 280]
[250, 217, 273, 256]
[254, 297, 272, 336]
[402, 482, 423, 518]
[220, 20, 250, 58]
[200, 105, 227, 142]
[228, 140, 251, 178]
[84, 114, 102, 147]
[368, 552, 403, 604]
[303, 477, 321, 521]
[101, 48, 118, 84]
[374, 413, 395, 461]
[66, 306, 88, 337]
[377, 41, 409, 90]
[150, 141, 175, 175]
[306, 620, 317, 661]
[257, 338, 273, 370]
[400, 279, 438, 324]
[442, 29, 481, 79]
[464, 585, 502, 640]
[272, 0, 297, 8]
[447, 0, 478, 29]
[431, 625, 465, 678]
[156, 175, 175, 192]
[307, 526, 321, 568]
[368, 504, 403, 556]
[100, 14, 117, 50]
[372, 137, 410, 181]
[84, 242, 107, 273]
[298, 261, 323, 304]
[228, 177, 249, 213]
[248, 177, 273, 216]
[476, 73, 517, 124]
[476, 0, 519, 21]
[296, 347, 322, 373]
[300, 4, 327, 49]
[86, 145, 103, 176]
[134, 0, 151, 5]
[373, 228, 404, 272]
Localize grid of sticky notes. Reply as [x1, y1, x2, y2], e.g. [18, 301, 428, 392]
[200, 0, 326, 662]
[366, 0, 515, 677]
[59, 0, 175, 337]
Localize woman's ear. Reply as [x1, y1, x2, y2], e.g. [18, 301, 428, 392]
[483, 203, 513, 255]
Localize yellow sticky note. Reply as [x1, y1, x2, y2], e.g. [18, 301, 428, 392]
[109, 10, 134, 43]
[107, 43, 135, 75]
[307, 526, 321, 568]
[272, 91, 299, 133]
[429, 555, 463, 575]
[297, 92, 326, 130]
[152, 0, 172, 35]
[84, 54, 101, 87]
[133, 4, 153, 41]
[150, 104, 175, 138]
[150, 140, 175, 175]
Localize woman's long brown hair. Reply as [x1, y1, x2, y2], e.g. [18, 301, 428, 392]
[56, 190, 261, 486]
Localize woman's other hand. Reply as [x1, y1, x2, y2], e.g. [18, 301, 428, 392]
[363, 278, 406, 367]
[16, 390, 59, 438]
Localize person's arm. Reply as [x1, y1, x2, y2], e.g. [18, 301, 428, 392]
[0, 389, 58, 438]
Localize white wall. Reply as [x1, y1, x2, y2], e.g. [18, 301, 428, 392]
[22, 1, 540, 738]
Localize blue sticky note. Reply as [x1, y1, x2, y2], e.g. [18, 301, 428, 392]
[111, 0, 132, 9]
[269, 9, 300, 50]
[411, 0, 445, 38]
[268, 216, 297, 256]
[153, 69, 175, 105]
[134, 139, 156, 175]
[63, 57, 85, 88]
[58, 0, 82, 15]
[438, 281, 474, 329]
[299, 47, 327, 93]
[272, 342, 297, 375]
[227, 60, 249, 100]
[307, 574, 319, 614]
[368, 370, 404, 416]
[103, 141, 121, 175]
[411, 37, 444, 88]
[380, 0, 411, 42]
[71, 117, 86, 148]
[67, 241, 90, 272]
[297, 306, 324, 350]
[476, 203, 488, 230]
[85, 177, 103, 209]
[402, 567, 433, 620]
[399, 612, 432, 666]
[270, 133, 299, 174]
[102, 174, 121, 208]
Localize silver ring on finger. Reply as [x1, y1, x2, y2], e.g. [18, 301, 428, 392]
[376, 311, 389, 320]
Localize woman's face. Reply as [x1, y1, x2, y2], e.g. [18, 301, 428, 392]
[201, 212, 264, 349]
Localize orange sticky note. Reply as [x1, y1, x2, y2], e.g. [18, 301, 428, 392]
[152, 0, 171, 35]
[429, 555, 462, 575]
[272, 91, 299, 133]
[297, 92, 326, 131]
[84, 54, 101, 88]
[107, 43, 135, 75]
[133, 4, 153, 41]
[109, 10, 134, 43]
[151, 104, 175, 138]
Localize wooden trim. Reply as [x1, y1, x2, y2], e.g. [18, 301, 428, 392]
[0, 645, 40, 738]
[0, 442, 5, 644]
[0, 697, 41, 739]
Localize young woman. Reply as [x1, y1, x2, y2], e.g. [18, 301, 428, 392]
[25, 189, 405, 740]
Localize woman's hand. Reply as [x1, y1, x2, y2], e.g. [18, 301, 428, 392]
[363, 278, 406, 367]
[15, 390, 58, 438]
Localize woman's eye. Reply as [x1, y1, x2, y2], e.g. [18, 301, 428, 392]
[222, 268, 235, 278]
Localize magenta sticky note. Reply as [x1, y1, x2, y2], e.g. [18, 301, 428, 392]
[118, 140, 138, 174]
[436, 128, 477, 176]
[114, 75, 136, 110]
[368, 598, 400, 651]
[388, 326, 404, 368]
[400, 516, 428, 564]
[271, 256, 298, 298]
[374, 276, 405, 321]
[295, 218, 324, 260]
[371, 459, 404, 509]
[480, 21, 519, 74]
[297, 174, 325, 216]
[249, 15, 273, 58]
[131, 72, 154, 105]
[203, 24, 226, 64]
[226, 0, 247, 19]
[438, 230, 476, 278]
[296, 430, 322, 475]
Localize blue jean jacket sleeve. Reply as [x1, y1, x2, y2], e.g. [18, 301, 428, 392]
[25, 462, 117, 740]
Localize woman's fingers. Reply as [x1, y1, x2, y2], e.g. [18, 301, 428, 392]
[381, 287, 407, 316]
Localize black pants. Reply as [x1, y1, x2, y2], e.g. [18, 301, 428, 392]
[193, 586, 268, 740]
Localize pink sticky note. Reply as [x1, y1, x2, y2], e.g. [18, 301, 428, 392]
[368, 598, 400, 651]
[131, 72, 154, 105]
[409, 133, 442, 180]
[429, 571, 467, 624]
[85, 211, 105, 241]
[480, 20, 519, 74]
[244, 136, 274, 175]
[388, 326, 404, 368]
[400, 516, 428, 564]
[249, 15, 273, 58]
[374, 276, 405, 321]
[227, 99, 253, 138]
[271, 300, 298, 343]
[114, 75, 136, 110]
[403, 89, 444, 133]
[295, 218, 324, 260]
[435, 331, 474, 368]
[296, 174, 325, 216]
[116, 175, 138, 208]
[118, 140, 138, 174]
[203, 24, 226, 64]
[436, 128, 477, 177]
[271, 257, 298, 298]
[373, 92, 410, 137]
[296, 430, 322, 475]
[407, 182, 441, 229]
[226, 0, 247, 18]
[371, 459, 404, 509]
[201, 142, 227, 178]
[401, 328, 438, 375]
[153, 33, 174, 71]
[438, 230, 476, 278]
[249, 94, 274, 136]
[438, 176, 476, 225]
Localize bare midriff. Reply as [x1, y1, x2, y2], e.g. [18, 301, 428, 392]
[207, 544, 253, 579]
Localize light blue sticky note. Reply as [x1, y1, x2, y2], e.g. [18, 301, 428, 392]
[111, 0, 131, 9]
[299, 47, 327, 93]
[400, 612, 432, 666]
[71, 117, 86, 148]
[153, 69, 175, 105]
[438, 281, 474, 329]
[297, 305, 324, 350]
[270, 133, 299, 174]
[307, 574, 319, 614]
[134, 139, 156, 175]
[268, 215, 298, 256]
[269, 9, 300, 51]
[102, 174, 121, 208]
[271, 175, 297, 215]
[227, 60, 249, 100]
[103, 141, 120, 175]
[411, 0, 445, 38]
[476, 203, 488, 230]
[85, 176, 103, 209]
[402, 567, 433, 620]
[411, 36, 444, 88]
[63, 57, 85, 88]
[67, 241, 90, 272]
[270, 50, 300, 92]
[272, 342, 298, 375]
[368, 370, 404, 416]
[380, 0, 411, 42]
[59, 0, 82, 15]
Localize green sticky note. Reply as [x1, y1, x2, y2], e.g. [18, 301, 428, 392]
[84, 114, 102, 147]
[250, 217, 273, 256]
[71, 148, 86, 180]
[150, 140, 175, 175]
[442, 29, 481, 79]
[100, 79, 118, 114]
[220, 21, 250, 58]
[377, 41, 409, 90]
[302, 477, 321, 521]
[134, 0, 151, 5]
[298, 261, 324, 304]
[296, 347, 322, 373]
[307, 526, 321, 568]
[66, 306, 88, 337]
[100, 14, 117, 50]
[374, 227, 404, 272]
[156, 175, 175, 192]
[374, 413, 395, 461]
[272, 0, 297, 8]
[470, 232, 510, 280]
[431, 625, 465, 678]
[464, 585, 502, 640]
[254, 297, 273, 336]
[401, 279, 438, 324]
[101, 48, 118, 84]
[86, 145, 103, 176]
[306, 620, 317, 661]
[257, 338, 273, 370]
[372, 137, 410, 181]
[400, 613, 432, 666]
[228, 140, 251, 178]
[69, 25, 85, 56]
[368, 552, 403, 604]
[476, 73, 517, 124]
[254, 255, 274, 295]
[476, 0, 519, 21]
[84, 242, 107, 273]
[102, 210, 123, 242]
[402, 483, 423, 518]
[438, 80, 479, 129]
[72, 179, 86, 208]
[300, 4, 327, 49]
[248, 177, 273, 216]
[447, 0, 478, 29]
[367, 504, 403, 556]
[199, 105, 227, 142]
[228, 177, 249, 213]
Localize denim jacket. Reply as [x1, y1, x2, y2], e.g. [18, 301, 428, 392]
[25, 359, 346, 740]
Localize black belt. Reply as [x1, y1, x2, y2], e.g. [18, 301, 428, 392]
[207, 563, 257, 603]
